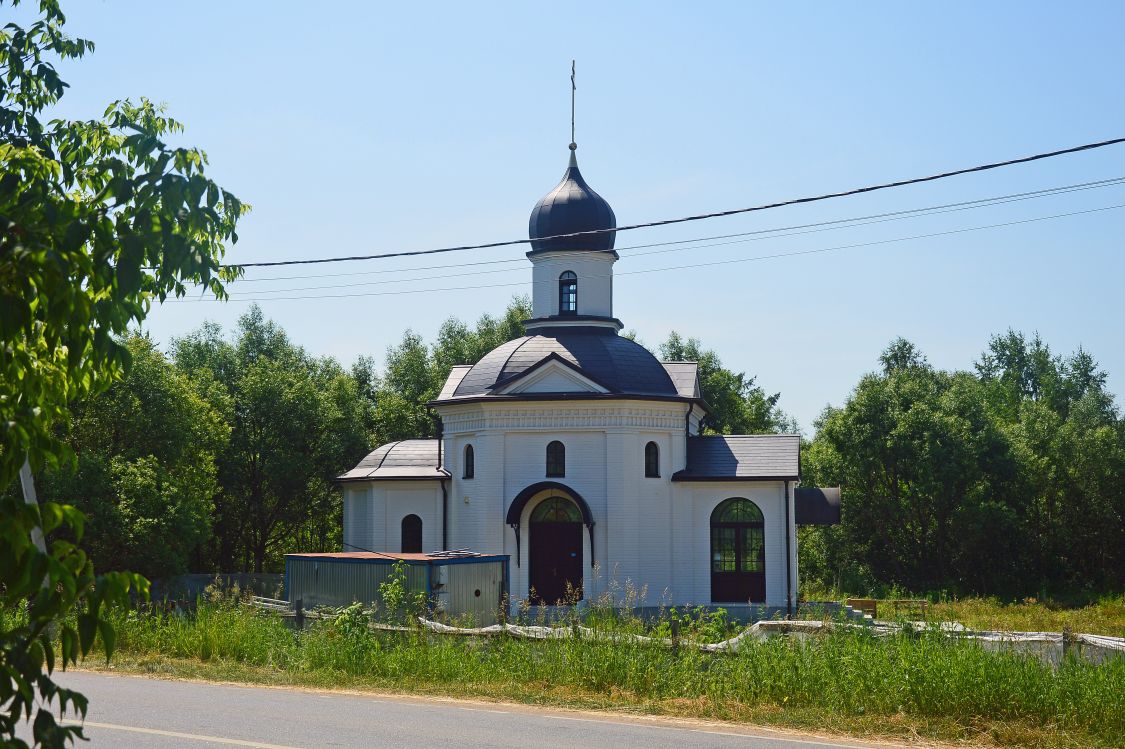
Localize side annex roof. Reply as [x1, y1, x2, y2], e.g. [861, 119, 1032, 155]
[660, 361, 700, 399]
[337, 439, 449, 482]
[672, 434, 800, 481]
[437, 365, 472, 400]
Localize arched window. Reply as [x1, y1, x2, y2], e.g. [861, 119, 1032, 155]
[546, 440, 565, 477]
[530, 496, 582, 523]
[644, 441, 660, 477]
[463, 444, 475, 479]
[710, 498, 765, 603]
[559, 271, 577, 315]
[401, 514, 423, 553]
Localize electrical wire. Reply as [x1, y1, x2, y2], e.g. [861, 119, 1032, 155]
[228, 177, 1125, 295]
[169, 202, 1125, 303]
[225, 136, 1125, 269]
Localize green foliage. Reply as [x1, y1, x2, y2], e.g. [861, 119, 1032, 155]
[659, 332, 793, 434]
[31, 334, 226, 579]
[0, 3, 245, 490]
[802, 332, 1125, 598]
[0, 1, 242, 745]
[171, 306, 373, 572]
[376, 561, 427, 624]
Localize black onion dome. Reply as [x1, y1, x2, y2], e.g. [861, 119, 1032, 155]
[528, 153, 616, 253]
[453, 328, 677, 397]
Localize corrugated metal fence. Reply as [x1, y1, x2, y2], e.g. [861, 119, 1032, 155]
[284, 554, 509, 626]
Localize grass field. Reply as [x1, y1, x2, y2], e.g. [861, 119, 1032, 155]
[924, 596, 1125, 637]
[81, 599, 1125, 749]
[799, 585, 1125, 636]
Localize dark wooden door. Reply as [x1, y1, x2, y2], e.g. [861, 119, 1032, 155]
[529, 521, 583, 604]
[711, 525, 766, 603]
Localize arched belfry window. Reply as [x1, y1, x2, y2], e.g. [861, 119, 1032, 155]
[401, 514, 423, 553]
[644, 441, 660, 477]
[463, 444, 475, 479]
[559, 271, 577, 315]
[710, 498, 765, 603]
[546, 440, 565, 477]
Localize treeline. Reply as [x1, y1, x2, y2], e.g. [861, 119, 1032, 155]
[800, 335, 1125, 598]
[22, 296, 785, 579]
[34, 308, 374, 576]
[17, 299, 1124, 598]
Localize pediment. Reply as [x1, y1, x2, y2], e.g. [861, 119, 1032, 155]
[490, 353, 610, 395]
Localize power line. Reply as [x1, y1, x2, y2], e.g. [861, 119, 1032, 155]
[233, 175, 1124, 283]
[172, 202, 1125, 303]
[227, 136, 1125, 269]
[228, 177, 1125, 296]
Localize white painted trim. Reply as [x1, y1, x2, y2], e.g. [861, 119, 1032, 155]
[492, 358, 609, 395]
[438, 402, 689, 433]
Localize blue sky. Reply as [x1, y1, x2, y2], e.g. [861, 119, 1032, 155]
[27, 1, 1125, 431]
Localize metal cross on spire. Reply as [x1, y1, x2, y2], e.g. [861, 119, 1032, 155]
[569, 60, 577, 152]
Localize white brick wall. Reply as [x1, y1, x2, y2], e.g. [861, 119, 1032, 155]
[342, 482, 442, 553]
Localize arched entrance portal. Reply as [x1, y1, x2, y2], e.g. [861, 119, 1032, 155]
[710, 498, 766, 603]
[529, 496, 583, 604]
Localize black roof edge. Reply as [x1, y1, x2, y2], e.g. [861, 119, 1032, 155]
[428, 393, 703, 408]
[522, 314, 624, 327]
[334, 473, 450, 484]
[670, 473, 800, 482]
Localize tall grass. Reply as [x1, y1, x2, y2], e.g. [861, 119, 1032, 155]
[800, 584, 1125, 636]
[105, 600, 1125, 748]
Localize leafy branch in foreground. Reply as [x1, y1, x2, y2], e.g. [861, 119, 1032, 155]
[1, 1, 245, 745]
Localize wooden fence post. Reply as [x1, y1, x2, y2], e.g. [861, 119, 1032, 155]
[671, 619, 681, 652]
[295, 599, 304, 630]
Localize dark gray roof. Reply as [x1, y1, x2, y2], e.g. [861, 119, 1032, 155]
[528, 153, 616, 254]
[673, 435, 800, 481]
[338, 440, 449, 482]
[795, 487, 841, 525]
[445, 328, 679, 399]
[661, 362, 700, 399]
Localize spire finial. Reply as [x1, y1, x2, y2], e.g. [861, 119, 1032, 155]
[569, 60, 577, 153]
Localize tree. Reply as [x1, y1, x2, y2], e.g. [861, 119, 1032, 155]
[1, 2, 244, 744]
[802, 333, 1125, 598]
[172, 307, 371, 572]
[976, 331, 1125, 592]
[33, 334, 227, 579]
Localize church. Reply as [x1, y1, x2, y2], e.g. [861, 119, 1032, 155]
[338, 142, 840, 618]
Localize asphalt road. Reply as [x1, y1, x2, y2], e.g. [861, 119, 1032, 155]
[29, 671, 895, 749]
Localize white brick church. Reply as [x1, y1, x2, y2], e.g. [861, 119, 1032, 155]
[338, 144, 839, 616]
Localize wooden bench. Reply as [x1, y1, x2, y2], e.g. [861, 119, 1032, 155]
[846, 598, 877, 618]
[844, 598, 929, 621]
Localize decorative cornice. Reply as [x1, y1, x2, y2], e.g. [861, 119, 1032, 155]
[439, 403, 689, 433]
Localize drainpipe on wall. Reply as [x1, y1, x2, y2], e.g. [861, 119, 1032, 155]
[435, 417, 448, 550]
[440, 479, 449, 551]
[784, 480, 793, 620]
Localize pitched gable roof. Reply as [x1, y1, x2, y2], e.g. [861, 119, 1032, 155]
[489, 352, 611, 394]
